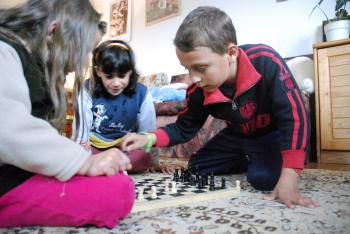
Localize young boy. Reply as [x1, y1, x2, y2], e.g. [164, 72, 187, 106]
[122, 6, 318, 208]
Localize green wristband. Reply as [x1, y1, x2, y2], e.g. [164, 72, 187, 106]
[139, 132, 155, 153]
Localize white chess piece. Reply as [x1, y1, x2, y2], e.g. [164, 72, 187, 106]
[150, 186, 157, 199]
[137, 187, 144, 201]
[236, 180, 241, 190]
[165, 179, 170, 192]
[171, 181, 177, 193]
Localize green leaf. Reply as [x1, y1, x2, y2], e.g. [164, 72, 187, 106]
[335, 0, 350, 11]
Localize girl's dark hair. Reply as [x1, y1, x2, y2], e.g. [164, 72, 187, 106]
[91, 40, 139, 97]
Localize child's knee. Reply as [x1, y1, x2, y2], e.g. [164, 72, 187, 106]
[247, 170, 279, 191]
[93, 174, 135, 227]
[128, 150, 152, 173]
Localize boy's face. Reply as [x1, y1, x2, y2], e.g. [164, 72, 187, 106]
[176, 45, 237, 93]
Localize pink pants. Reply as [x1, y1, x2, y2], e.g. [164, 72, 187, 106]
[91, 147, 152, 173]
[0, 173, 135, 228]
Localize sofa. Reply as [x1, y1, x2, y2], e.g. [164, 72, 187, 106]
[140, 56, 315, 161]
[139, 72, 226, 159]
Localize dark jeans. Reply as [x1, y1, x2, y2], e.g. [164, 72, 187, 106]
[188, 128, 283, 191]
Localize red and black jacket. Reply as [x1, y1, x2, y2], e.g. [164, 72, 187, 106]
[154, 44, 309, 171]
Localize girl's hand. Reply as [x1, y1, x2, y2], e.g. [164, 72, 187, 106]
[148, 164, 175, 174]
[264, 168, 319, 208]
[121, 133, 151, 151]
[77, 148, 132, 176]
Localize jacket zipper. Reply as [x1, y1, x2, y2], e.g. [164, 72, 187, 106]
[231, 80, 260, 110]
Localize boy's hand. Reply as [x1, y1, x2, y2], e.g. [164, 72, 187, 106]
[77, 148, 132, 176]
[264, 168, 319, 208]
[148, 164, 175, 174]
[121, 132, 151, 151]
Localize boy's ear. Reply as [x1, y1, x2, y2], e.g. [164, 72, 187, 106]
[227, 44, 238, 63]
[47, 20, 59, 42]
[227, 43, 238, 56]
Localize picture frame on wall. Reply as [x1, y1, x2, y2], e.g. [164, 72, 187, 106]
[145, 0, 180, 26]
[108, 0, 131, 41]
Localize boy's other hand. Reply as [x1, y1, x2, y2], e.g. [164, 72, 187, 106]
[120, 133, 150, 151]
[264, 168, 319, 209]
[77, 148, 132, 176]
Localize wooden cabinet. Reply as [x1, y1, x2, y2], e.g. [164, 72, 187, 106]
[313, 39, 350, 164]
[62, 89, 74, 138]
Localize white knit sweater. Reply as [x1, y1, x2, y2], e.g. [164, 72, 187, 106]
[0, 40, 90, 181]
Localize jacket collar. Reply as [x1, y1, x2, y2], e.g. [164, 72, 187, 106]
[203, 47, 261, 105]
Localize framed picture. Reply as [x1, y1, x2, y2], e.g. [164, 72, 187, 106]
[145, 0, 180, 26]
[108, 0, 132, 41]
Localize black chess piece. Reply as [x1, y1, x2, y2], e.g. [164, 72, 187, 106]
[180, 167, 185, 182]
[197, 176, 203, 189]
[191, 175, 196, 186]
[201, 176, 206, 189]
[188, 164, 192, 174]
[221, 177, 226, 189]
[174, 168, 180, 182]
[209, 173, 215, 191]
[195, 172, 200, 184]
[205, 174, 209, 186]
[185, 171, 191, 183]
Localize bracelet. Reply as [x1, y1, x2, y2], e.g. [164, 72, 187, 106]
[139, 132, 155, 153]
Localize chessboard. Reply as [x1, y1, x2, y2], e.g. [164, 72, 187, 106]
[130, 171, 241, 213]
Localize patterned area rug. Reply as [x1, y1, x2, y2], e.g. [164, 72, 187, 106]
[1, 161, 349, 234]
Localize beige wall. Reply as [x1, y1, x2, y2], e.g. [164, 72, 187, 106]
[0, 0, 27, 9]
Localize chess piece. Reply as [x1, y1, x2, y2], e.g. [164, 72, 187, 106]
[188, 164, 192, 174]
[191, 175, 196, 186]
[174, 169, 179, 182]
[221, 177, 226, 189]
[195, 172, 200, 185]
[236, 180, 241, 190]
[198, 176, 205, 189]
[184, 168, 190, 183]
[165, 179, 170, 192]
[137, 187, 144, 201]
[209, 173, 215, 191]
[180, 167, 185, 182]
[150, 186, 157, 199]
[171, 181, 177, 193]
[204, 174, 209, 186]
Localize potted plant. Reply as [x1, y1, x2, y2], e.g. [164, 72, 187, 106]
[310, 0, 350, 41]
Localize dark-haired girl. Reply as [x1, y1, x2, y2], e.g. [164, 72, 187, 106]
[75, 40, 173, 173]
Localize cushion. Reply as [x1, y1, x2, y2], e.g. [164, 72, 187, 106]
[154, 100, 186, 116]
[286, 56, 314, 94]
[150, 87, 186, 103]
[139, 72, 169, 87]
[170, 73, 192, 86]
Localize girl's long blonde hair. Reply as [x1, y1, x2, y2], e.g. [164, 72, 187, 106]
[0, 0, 100, 134]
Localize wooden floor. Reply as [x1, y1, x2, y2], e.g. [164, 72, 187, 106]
[305, 162, 350, 171]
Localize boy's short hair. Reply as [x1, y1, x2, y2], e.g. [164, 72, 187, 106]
[174, 6, 237, 54]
